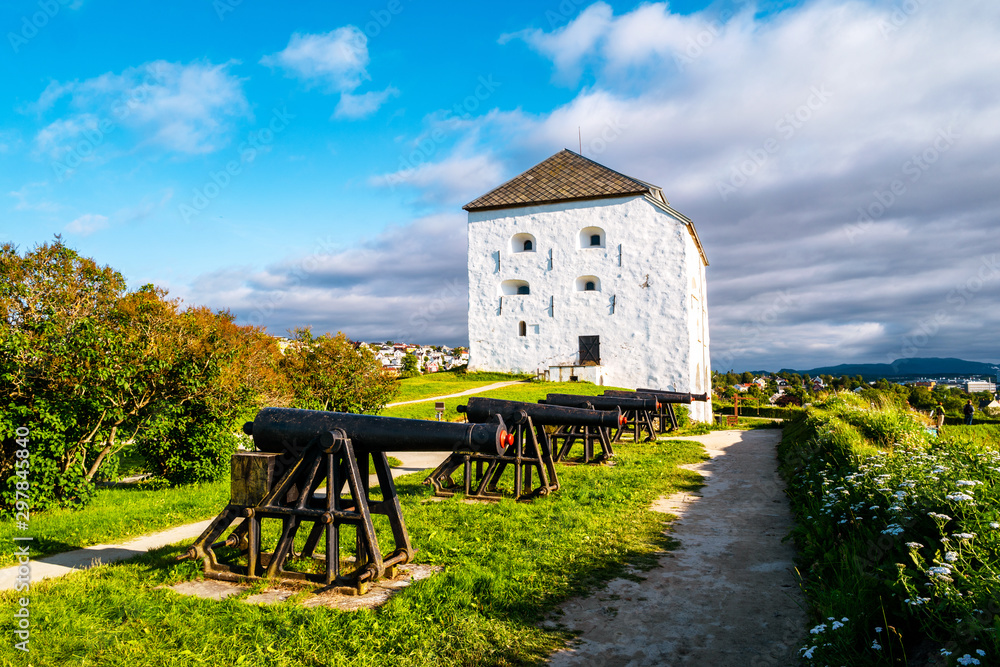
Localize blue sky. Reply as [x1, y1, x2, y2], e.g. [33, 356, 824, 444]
[3, 0, 999, 371]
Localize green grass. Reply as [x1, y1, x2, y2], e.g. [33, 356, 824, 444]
[0, 480, 229, 568]
[0, 438, 707, 666]
[387, 371, 531, 405]
[382, 380, 626, 421]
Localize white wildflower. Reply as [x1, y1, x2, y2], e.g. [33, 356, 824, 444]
[906, 542, 924, 549]
[810, 623, 826, 635]
[944, 551, 959, 563]
[956, 654, 981, 666]
[800, 645, 817, 659]
[946, 493, 975, 503]
[954, 532, 976, 540]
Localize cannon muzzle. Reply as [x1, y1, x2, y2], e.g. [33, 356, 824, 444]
[637, 389, 710, 403]
[244, 407, 511, 456]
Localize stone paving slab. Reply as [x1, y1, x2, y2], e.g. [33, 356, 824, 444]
[164, 564, 442, 611]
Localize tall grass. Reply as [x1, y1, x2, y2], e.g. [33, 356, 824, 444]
[780, 394, 1000, 665]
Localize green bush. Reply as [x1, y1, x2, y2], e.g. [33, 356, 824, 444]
[138, 418, 240, 485]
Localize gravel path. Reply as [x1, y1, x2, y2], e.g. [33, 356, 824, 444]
[548, 429, 806, 666]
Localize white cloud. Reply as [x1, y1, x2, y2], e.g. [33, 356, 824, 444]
[9, 182, 61, 213]
[334, 86, 399, 120]
[32, 60, 250, 158]
[261, 27, 370, 91]
[65, 213, 109, 235]
[371, 151, 505, 207]
[183, 214, 470, 344]
[501, 2, 613, 83]
[262, 27, 396, 118]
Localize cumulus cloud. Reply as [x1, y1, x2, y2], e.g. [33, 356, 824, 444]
[371, 151, 506, 207]
[334, 87, 399, 120]
[183, 214, 470, 345]
[65, 213, 109, 235]
[375, 0, 1000, 368]
[32, 60, 250, 159]
[262, 27, 395, 119]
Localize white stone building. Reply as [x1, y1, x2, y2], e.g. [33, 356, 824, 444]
[463, 150, 713, 422]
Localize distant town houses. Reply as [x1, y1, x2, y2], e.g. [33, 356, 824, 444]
[268, 337, 469, 374]
[365, 342, 468, 374]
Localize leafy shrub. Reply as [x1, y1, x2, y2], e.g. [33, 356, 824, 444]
[138, 418, 241, 485]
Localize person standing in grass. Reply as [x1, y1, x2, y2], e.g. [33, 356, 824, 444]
[964, 399, 975, 425]
[934, 402, 946, 430]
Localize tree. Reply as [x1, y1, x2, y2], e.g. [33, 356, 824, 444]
[282, 328, 399, 414]
[1, 239, 136, 509]
[401, 352, 420, 376]
[1, 239, 294, 508]
[135, 305, 291, 484]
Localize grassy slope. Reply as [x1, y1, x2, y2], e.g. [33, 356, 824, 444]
[0, 438, 707, 667]
[779, 397, 1000, 664]
[382, 381, 622, 421]
[389, 372, 528, 404]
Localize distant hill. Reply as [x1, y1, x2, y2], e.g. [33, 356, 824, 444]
[779, 358, 1000, 380]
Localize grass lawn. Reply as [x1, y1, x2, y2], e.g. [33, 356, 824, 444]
[388, 371, 530, 405]
[382, 380, 625, 421]
[0, 481, 230, 568]
[0, 437, 707, 666]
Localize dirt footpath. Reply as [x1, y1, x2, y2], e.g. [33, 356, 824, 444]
[548, 429, 806, 667]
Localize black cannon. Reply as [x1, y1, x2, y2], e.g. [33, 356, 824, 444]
[179, 407, 511, 593]
[426, 397, 625, 499]
[636, 389, 711, 431]
[544, 393, 661, 444]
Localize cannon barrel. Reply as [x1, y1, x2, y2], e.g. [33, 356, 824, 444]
[636, 389, 710, 403]
[244, 407, 512, 456]
[544, 393, 659, 412]
[458, 397, 626, 428]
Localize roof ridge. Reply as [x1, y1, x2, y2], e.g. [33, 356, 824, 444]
[463, 149, 658, 212]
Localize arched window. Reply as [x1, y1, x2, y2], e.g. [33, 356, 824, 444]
[585, 281, 596, 291]
[575, 275, 601, 292]
[519, 321, 527, 337]
[510, 233, 536, 253]
[501, 280, 530, 295]
[579, 226, 605, 248]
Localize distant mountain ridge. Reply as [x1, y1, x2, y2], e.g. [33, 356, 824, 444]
[779, 357, 1000, 380]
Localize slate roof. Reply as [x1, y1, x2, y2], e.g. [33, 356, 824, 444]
[463, 149, 659, 212]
